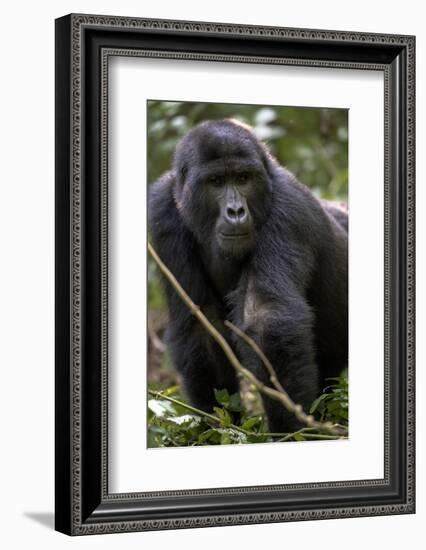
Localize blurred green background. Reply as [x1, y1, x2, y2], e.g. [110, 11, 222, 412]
[147, 100, 348, 392]
[148, 100, 348, 200]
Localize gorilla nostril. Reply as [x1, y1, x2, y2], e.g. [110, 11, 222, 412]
[226, 206, 237, 220]
[237, 207, 245, 219]
[227, 205, 246, 220]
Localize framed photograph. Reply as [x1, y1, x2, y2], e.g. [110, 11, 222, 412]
[55, 14, 415, 535]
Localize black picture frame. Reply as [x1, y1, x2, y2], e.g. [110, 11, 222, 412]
[55, 13, 415, 536]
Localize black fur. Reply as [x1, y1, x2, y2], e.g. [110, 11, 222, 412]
[149, 119, 348, 432]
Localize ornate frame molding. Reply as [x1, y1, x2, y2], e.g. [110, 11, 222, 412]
[55, 14, 415, 535]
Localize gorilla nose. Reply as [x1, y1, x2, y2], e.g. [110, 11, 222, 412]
[225, 204, 248, 225]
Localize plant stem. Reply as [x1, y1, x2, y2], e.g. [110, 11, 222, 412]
[148, 389, 219, 423]
[224, 320, 286, 394]
[277, 427, 344, 442]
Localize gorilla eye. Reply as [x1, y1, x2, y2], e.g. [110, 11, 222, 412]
[237, 173, 249, 184]
[208, 175, 223, 186]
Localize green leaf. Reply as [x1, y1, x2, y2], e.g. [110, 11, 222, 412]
[214, 388, 230, 407]
[220, 431, 233, 445]
[228, 392, 243, 412]
[147, 399, 176, 417]
[241, 416, 261, 431]
[213, 407, 233, 427]
[167, 414, 202, 427]
[164, 386, 179, 396]
[197, 429, 222, 445]
[309, 393, 328, 414]
[245, 433, 270, 444]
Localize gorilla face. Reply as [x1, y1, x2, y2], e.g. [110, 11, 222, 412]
[205, 169, 256, 258]
[173, 119, 273, 260]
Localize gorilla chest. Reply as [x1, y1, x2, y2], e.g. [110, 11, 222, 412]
[202, 251, 245, 299]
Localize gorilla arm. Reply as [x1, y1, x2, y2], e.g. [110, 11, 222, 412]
[232, 273, 319, 433]
[148, 172, 239, 410]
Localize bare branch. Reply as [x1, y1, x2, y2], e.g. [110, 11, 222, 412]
[224, 321, 286, 393]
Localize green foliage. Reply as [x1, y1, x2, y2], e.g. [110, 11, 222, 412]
[147, 387, 270, 447]
[309, 371, 349, 425]
[214, 388, 244, 412]
[147, 373, 349, 448]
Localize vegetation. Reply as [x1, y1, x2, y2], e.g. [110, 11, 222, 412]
[148, 374, 348, 447]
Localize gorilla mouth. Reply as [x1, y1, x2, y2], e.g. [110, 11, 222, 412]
[220, 232, 250, 238]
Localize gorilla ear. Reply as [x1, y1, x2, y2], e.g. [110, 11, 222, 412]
[178, 163, 188, 182]
[173, 155, 187, 185]
[172, 139, 187, 185]
[171, 171, 184, 213]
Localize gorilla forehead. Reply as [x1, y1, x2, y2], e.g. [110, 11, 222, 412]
[197, 120, 256, 159]
[179, 119, 260, 164]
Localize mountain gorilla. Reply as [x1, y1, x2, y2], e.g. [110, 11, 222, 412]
[149, 119, 348, 432]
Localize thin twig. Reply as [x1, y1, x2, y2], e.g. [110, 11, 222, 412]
[276, 426, 344, 442]
[224, 320, 286, 393]
[148, 242, 347, 437]
[278, 427, 317, 442]
[279, 432, 342, 441]
[148, 389, 219, 424]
